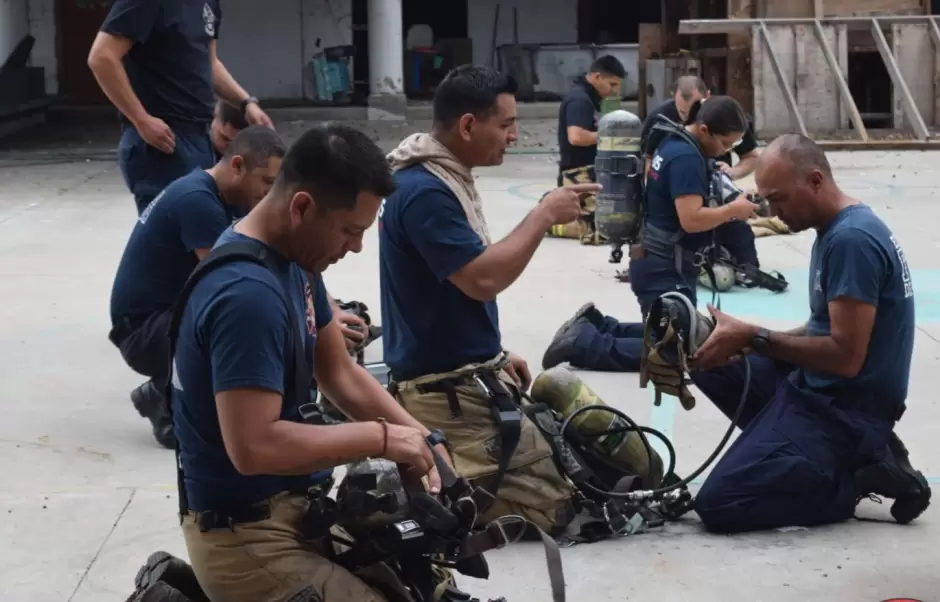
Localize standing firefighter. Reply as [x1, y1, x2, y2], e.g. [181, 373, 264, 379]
[551, 55, 626, 245]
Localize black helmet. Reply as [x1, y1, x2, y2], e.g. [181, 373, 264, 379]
[645, 292, 715, 367]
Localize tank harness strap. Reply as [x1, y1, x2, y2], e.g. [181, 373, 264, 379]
[639, 315, 698, 411]
[519, 402, 655, 542]
[166, 241, 310, 521]
[641, 222, 690, 274]
[412, 368, 523, 498]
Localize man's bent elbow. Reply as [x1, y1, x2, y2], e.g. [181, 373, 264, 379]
[227, 445, 268, 476]
[449, 272, 499, 302]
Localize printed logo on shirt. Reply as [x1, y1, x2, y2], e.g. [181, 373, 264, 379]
[304, 280, 316, 336]
[203, 3, 216, 37]
[139, 190, 165, 224]
[813, 268, 822, 293]
[890, 235, 914, 299]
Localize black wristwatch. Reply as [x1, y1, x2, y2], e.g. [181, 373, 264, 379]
[751, 327, 772, 353]
[239, 95, 259, 114]
[426, 429, 449, 450]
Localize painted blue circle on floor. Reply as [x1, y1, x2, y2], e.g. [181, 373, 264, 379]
[696, 268, 940, 325]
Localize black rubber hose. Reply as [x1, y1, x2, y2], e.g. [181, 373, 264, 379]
[560, 354, 752, 500]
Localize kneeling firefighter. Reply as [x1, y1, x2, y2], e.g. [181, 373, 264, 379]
[538, 99, 762, 376]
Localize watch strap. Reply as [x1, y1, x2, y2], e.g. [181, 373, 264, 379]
[239, 96, 259, 113]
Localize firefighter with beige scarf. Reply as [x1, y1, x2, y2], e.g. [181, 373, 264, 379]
[377, 65, 638, 535]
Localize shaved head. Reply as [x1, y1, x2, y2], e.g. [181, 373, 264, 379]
[675, 75, 708, 101]
[755, 134, 838, 233]
[673, 75, 708, 122]
[763, 133, 832, 177]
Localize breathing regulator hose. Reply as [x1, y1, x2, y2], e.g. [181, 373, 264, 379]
[559, 354, 752, 502]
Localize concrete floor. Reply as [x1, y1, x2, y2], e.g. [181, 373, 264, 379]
[1, 147, 939, 602]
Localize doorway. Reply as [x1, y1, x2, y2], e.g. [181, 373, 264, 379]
[57, 0, 112, 104]
[577, 0, 661, 44]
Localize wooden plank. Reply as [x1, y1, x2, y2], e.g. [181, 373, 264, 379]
[836, 24, 849, 129]
[814, 0, 824, 18]
[759, 22, 808, 135]
[751, 25, 766, 132]
[812, 19, 868, 140]
[870, 19, 931, 140]
[798, 24, 842, 132]
[892, 25, 905, 129]
[891, 24, 934, 129]
[679, 15, 937, 35]
[931, 18, 940, 127]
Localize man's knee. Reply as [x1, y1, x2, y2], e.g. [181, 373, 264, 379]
[182, 498, 387, 602]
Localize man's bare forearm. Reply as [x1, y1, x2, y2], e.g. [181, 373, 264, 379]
[729, 154, 758, 179]
[88, 56, 149, 126]
[786, 323, 808, 337]
[212, 58, 250, 106]
[464, 206, 555, 297]
[761, 329, 855, 378]
[240, 420, 382, 476]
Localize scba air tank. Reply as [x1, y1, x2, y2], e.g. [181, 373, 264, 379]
[593, 110, 645, 252]
[530, 366, 664, 487]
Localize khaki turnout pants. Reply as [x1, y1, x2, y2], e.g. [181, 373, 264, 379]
[395, 369, 577, 535]
[182, 492, 416, 602]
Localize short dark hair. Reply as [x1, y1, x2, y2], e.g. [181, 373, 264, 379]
[222, 125, 287, 168]
[216, 100, 249, 130]
[432, 65, 518, 127]
[589, 55, 626, 79]
[687, 95, 748, 136]
[769, 133, 833, 176]
[273, 123, 395, 211]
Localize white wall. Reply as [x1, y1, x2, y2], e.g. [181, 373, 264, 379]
[215, 0, 353, 100]
[27, 0, 55, 94]
[0, 0, 30, 65]
[467, 0, 578, 67]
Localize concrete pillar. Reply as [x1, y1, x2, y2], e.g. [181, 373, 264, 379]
[367, 0, 406, 119]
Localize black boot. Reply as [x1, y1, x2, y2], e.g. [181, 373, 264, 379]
[130, 381, 177, 450]
[126, 551, 209, 602]
[541, 318, 594, 370]
[855, 431, 931, 524]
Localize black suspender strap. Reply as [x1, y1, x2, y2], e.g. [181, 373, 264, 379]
[164, 241, 310, 519]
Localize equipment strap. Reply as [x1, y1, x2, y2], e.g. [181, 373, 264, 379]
[430, 451, 566, 602]
[475, 371, 523, 499]
[165, 241, 309, 519]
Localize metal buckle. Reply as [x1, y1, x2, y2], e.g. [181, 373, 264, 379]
[473, 374, 492, 397]
[486, 519, 511, 549]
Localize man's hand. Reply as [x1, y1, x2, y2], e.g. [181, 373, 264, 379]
[245, 102, 274, 128]
[383, 422, 436, 476]
[424, 443, 454, 495]
[690, 305, 759, 371]
[137, 115, 176, 154]
[504, 351, 532, 391]
[727, 194, 758, 221]
[335, 310, 368, 352]
[715, 161, 733, 175]
[539, 183, 602, 225]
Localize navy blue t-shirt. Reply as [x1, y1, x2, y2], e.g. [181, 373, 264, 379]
[796, 204, 915, 407]
[101, 0, 221, 125]
[171, 229, 334, 512]
[379, 165, 502, 380]
[110, 169, 237, 323]
[558, 77, 601, 170]
[643, 135, 711, 251]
